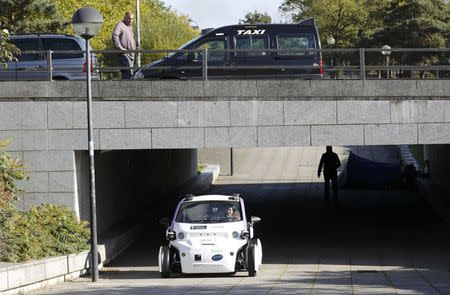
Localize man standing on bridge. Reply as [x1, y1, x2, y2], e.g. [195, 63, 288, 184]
[317, 146, 341, 201]
[112, 11, 136, 79]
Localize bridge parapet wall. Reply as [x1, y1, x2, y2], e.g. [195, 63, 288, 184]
[1, 80, 449, 99]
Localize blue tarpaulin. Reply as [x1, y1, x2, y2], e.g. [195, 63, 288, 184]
[345, 152, 401, 188]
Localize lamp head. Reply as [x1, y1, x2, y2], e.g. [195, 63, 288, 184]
[326, 36, 335, 46]
[72, 7, 103, 40]
[381, 45, 391, 56]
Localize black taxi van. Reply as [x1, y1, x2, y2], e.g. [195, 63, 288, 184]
[133, 18, 322, 80]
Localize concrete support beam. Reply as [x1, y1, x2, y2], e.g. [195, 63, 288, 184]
[311, 125, 364, 146]
[48, 102, 74, 129]
[365, 124, 417, 145]
[178, 101, 230, 127]
[285, 101, 336, 125]
[125, 101, 177, 128]
[0, 130, 47, 151]
[99, 129, 152, 149]
[258, 126, 310, 147]
[419, 123, 450, 144]
[338, 101, 390, 124]
[74, 102, 125, 129]
[0, 102, 47, 130]
[48, 129, 99, 150]
[205, 127, 257, 147]
[391, 100, 445, 123]
[23, 151, 74, 172]
[152, 128, 203, 148]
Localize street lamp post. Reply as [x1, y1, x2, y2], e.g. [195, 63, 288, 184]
[326, 36, 335, 65]
[381, 45, 391, 79]
[326, 36, 335, 78]
[136, 0, 141, 67]
[71, 7, 103, 283]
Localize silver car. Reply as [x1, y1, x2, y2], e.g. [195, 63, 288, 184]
[0, 34, 99, 81]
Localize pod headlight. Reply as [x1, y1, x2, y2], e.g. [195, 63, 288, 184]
[178, 232, 185, 239]
[232, 231, 239, 238]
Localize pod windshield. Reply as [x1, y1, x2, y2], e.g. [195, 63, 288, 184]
[176, 200, 242, 223]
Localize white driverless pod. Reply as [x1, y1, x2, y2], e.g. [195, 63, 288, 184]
[158, 194, 262, 277]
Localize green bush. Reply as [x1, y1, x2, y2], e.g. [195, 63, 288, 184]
[0, 140, 89, 263]
[0, 204, 90, 263]
[0, 139, 28, 209]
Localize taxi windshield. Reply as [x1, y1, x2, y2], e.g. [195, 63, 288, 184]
[166, 35, 203, 58]
[176, 200, 242, 223]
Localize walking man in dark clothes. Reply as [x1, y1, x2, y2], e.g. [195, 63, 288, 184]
[112, 12, 136, 79]
[317, 146, 341, 201]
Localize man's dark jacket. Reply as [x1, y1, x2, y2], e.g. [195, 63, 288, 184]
[318, 152, 341, 177]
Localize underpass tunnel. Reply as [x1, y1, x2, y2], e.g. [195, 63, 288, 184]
[104, 145, 449, 271]
[75, 149, 198, 237]
[199, 145, 445, 261]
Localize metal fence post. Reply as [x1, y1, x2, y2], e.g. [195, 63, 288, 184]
[202, 48, 208, 81]
[46, 50, 53, 81]
[359, 48, 366, 80]
[230, 148, 234, 176]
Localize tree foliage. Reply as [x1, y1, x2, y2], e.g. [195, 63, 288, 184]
[0, 0, 198, 67]
[0, 0, 68, 33]
[239, 11, 272, 24]
[139, 1, 199, 63]
[53, 0, 198, 64]
[0, 22, 20, 68]
[280, 0, 450, 49]
[280, 0, 387, 48]
[369, 0, 450, 48]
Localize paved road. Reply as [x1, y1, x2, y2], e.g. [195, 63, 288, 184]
[30, 146, 450, 295]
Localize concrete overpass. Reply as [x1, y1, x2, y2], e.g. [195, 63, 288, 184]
[1, 80, 450, 233]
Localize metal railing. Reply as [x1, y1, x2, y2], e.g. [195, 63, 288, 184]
[1, 48, 449, 81]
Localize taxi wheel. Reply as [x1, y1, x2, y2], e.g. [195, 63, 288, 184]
[247, 244, 257, 277]
[161, 246, 171, 278]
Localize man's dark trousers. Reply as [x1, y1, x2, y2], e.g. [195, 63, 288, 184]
[324, 173, 338, 200]
[119, 55, 134, 79]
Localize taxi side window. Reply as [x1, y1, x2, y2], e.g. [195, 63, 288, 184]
[235, 35, 269, 57]
[194, 39, 226, 61]
[277, 34, 316, 56]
